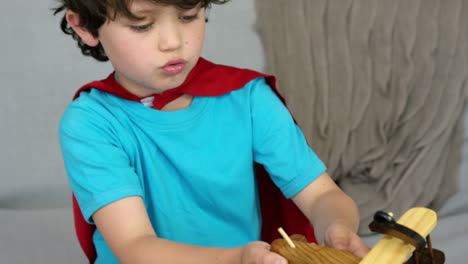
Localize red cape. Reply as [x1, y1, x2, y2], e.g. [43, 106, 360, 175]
[70, 58, 317, 263]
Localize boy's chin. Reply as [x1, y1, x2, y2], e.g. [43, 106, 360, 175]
[157, 75, 190, 91]
[156, 80, 185, 92]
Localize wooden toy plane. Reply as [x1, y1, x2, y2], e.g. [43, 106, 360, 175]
[271, 207, 445, 264]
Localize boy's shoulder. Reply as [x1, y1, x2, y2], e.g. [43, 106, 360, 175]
[60, 89, 116, 127]
[68, 88, 116, 111]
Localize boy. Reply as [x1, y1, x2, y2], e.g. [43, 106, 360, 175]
[54, 0, 369, 263]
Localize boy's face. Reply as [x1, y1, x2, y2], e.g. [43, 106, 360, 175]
[97, 0, 206, 95]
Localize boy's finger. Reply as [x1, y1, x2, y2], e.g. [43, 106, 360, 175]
[253, 241, 271, 250]
[326, 232, 350, 251]
[349, 238, 370, 258]
[263, 251, 287, 264]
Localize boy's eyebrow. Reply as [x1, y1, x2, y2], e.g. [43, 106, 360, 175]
[119, 3, 203, 21]
[115, 7, 154, 22]
[131, 8, 155, 16]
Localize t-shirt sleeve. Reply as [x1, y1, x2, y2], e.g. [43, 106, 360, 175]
[59, 97, 143, 223]
[250, 78, 327, 198]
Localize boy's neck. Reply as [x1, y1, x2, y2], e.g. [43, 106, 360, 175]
[159, 94, 193, 111]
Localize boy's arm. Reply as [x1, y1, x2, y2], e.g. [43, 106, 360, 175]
[291, 172, 370, 257]
[93, 196, 287, 264]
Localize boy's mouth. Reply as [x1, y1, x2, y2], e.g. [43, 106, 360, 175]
[161, 58, 187, 75]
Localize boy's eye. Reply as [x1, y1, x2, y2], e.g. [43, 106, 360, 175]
[179, 14, 199, 22]
[130, 23, 153, 32]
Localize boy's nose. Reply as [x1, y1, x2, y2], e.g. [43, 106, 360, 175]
[158, 22, 183, 52]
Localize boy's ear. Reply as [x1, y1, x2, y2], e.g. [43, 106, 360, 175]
[65, 10, 100, 47]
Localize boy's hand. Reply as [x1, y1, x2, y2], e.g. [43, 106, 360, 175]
[241, 241, 288, 264]
[324, 223, 370, 258]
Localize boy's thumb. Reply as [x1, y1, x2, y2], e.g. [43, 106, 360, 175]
[327, 233, 350, 251]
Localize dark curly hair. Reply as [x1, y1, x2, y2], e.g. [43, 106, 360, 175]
[53, 0, 230, 61]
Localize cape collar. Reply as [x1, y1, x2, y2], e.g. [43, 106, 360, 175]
[74, 57, 276, 110]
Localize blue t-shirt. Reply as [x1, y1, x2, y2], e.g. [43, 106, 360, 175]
[59, 77, 326, 263]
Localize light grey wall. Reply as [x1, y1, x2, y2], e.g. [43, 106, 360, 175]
[204, 1, 265, 71]
[0, 0, 265, 208]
